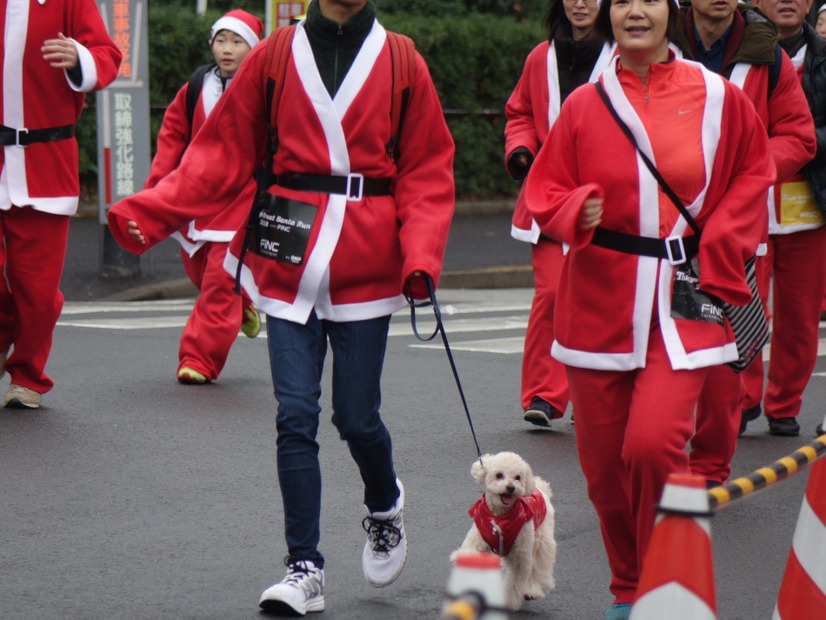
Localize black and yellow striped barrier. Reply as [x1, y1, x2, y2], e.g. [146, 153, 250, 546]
[708, 434, 826, 510]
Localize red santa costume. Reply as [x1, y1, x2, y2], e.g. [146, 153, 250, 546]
[0, 0, 120, 400]
[505, 37, 612, 420]
[107, 20, 454, 328]
[524, 56, 774, 603]
[681, 9, 816, 484]
[467, 490, 548, 556]
[144, 10, 262, 382]
[747, 44, 826, 429]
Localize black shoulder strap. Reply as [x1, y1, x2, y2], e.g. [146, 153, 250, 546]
[768, 44, 783, 96]
[186, 63, 217, 130]
[594, 82, 702, 236]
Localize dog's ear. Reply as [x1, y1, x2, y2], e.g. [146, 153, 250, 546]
[524, 466, 536, 495]
[471, 457, 488, 484]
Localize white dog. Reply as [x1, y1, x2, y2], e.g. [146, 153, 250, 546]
[452, 451, 557, 611]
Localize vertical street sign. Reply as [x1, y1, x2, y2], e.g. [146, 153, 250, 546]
[96, 0, 150, 276]
[266, 0, 308, 34]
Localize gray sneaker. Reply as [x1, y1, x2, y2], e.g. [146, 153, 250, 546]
[259, 559, 325, 616]
[362, 479, 407, 587]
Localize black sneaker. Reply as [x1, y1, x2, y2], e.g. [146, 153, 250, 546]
[816, 423, 824, 438]
[738, 405, 762, 436]
[523, 397, 556, 427]
[768, 417, 800, 437]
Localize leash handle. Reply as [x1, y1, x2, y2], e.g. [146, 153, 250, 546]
[405, 275, 483, 463]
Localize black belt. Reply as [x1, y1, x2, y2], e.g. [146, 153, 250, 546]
[0, 123, 75, 147]
[591, 227, 700, 265]
[275, 173, 392, 200]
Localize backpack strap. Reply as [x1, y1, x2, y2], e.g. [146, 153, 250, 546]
[264, 26, 297, 126]
[234, 26, 296, 294]
[385, 32, 417, 162]
[185, 63, 216, 133]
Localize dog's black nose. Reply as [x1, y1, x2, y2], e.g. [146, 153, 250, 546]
[506, 484, 515, 493]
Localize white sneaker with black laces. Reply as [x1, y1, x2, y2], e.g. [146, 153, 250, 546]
[259, 559, 324, 616]
[362, 479, 407, 587]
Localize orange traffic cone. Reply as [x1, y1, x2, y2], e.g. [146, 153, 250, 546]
[773, 454, 826, 619]
[631, 473, 716, 619]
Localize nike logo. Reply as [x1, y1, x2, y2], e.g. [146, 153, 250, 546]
[677, 109, 693, 115]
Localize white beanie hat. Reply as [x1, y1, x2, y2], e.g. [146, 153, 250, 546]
[819, 2, 826, 14]
[210, 9, 263, 50]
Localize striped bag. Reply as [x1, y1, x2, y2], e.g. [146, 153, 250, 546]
[721, 256, 769, 373]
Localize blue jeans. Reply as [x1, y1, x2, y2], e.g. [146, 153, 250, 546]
[266, 312, 399, 568]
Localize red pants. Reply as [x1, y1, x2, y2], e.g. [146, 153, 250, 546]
[567, 321, 710, 604]
[689, 365, 742, 484]
[179, 241, 253, 380]
[521, 239, 569, 413]
[743, 227, 826, 418]
[0, 207, 69, 393]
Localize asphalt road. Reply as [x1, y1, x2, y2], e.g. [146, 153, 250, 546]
[0, 289, 821, 619]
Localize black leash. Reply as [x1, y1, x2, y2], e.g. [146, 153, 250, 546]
[405, 275, 483, 464]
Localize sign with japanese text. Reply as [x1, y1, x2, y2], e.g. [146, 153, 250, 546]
[266, 0, 308, 34]
[95, 0, 151, 224]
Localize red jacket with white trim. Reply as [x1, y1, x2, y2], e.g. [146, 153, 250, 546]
[0, 0, 121, 215]
[108, 21, 454, 325]
[525, 58, 775, 371]
[144, 69, 257, 254]
[505, 39, 612, 243]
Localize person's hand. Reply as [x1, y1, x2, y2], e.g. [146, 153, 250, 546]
[42, 33, 79, 70]
[404, 270, 429, 300]
[127, 221, 146, 245]
[513, 152, 530, 169]
[579, 197, 603, 232]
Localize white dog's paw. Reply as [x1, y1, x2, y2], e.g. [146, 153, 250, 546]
[507, 591, 526, 611]
[524, 582, 546, 600]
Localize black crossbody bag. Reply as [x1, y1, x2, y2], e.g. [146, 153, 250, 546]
[594, 82, 768, 372]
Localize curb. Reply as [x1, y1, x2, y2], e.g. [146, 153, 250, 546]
[77, 199, 515, 219]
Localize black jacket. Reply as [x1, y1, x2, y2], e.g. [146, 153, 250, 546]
[800, 22, 826, 215]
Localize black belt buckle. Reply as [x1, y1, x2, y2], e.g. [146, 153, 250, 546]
[15, 128, 28, 148]
[346, 173, 364, 201]
[666, 235, 686, 265]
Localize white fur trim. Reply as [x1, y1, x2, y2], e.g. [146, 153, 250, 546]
[211, 16, 259, 50]
[171, 230, 204, 257]
[510, 222, 540, 244]
[68, 39, 98, 92]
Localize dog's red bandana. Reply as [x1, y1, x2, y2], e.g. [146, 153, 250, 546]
[467, 489, 547, 556]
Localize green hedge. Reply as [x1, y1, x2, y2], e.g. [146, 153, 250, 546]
[78, 5, 545, 200]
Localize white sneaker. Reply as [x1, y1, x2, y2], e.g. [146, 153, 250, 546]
[259, 560, 325, 616]
[4, 384, 42, 409]
[362, 479, 407, 587]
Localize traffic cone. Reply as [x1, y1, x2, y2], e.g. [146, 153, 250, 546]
[630, 473, 716, 619]
[442, 552, 508, 620]
[773, 452, 826, 619]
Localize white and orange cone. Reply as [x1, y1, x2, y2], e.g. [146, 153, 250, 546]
[773, 451, 826, 619]
[630, 473, 716, 619]
[442, 552, 507, 620]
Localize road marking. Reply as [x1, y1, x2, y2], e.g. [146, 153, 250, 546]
[388, 315, 527, 338]
[58, 316, 189, 329]
[410, 336, 525, 355]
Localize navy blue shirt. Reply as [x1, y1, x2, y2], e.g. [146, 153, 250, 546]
[693, 26, 733, 74]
